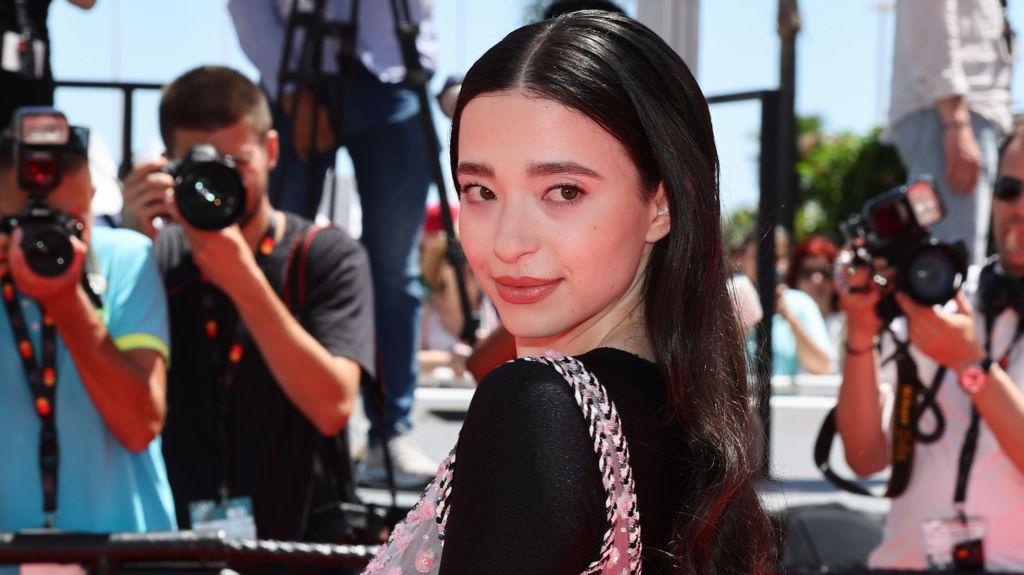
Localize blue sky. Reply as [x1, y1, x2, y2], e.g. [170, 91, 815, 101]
[47, 1, 1024, 215]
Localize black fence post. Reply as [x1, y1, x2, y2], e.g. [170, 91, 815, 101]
[757, 89, 782, 477]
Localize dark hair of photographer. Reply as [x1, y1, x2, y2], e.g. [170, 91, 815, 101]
[445, 11, 773, 574]
[158, 66, 273, 151]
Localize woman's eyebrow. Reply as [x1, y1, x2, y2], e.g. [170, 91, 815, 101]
[527, 161, 602, 179]
[456, 162, 494, 178]
[456, 160, 603, 179]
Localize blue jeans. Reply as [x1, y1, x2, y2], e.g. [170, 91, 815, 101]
[889, 108, 1001, 267]
[270, 66, 430, 441]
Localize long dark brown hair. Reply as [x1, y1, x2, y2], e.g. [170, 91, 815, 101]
[450, 11, 775, 574]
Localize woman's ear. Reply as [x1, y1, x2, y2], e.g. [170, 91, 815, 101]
[646, 182, 671, 243]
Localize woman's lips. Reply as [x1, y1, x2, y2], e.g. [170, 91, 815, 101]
[493, 277, 561, 304]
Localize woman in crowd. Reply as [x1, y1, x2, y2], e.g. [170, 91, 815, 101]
[363, 11, 774, 575]
[789, 235, 844, 367]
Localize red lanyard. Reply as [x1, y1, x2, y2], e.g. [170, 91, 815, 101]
[198, 214, 277, 503]
[2, 275, 60, 528]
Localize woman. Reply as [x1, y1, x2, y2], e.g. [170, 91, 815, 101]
[735, 229, 835, 376]
[363, 11, 774, 575]
[788, 235, 844, 354]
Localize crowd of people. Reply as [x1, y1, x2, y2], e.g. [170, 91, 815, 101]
[1, 0, 1024, 573]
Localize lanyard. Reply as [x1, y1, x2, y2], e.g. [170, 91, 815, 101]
[2, 275, 59, 528]
[953, 314, 1024, 515]
[198, 213, 278, 503]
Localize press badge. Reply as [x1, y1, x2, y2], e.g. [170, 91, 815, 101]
[189, 496, 257, 540]
[922, 515, 986, 571]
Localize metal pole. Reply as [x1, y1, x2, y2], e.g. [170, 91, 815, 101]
[388, 0, 479, 345]
[757, 90, 782, 477]
[119, 87, 133, 179]
[777, 0, 800, 238]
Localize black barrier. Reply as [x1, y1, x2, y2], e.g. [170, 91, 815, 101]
[0, 531, 377, 574]
[781, 569, 1023, 575]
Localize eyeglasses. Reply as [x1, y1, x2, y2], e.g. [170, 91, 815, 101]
[797, 266, 833, 280]
[994, 175, 1023, 201]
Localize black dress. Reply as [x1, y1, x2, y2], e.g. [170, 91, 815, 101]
[438, 347, 686, 574]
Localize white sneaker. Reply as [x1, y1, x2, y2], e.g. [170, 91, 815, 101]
[359, 432, 438, 489]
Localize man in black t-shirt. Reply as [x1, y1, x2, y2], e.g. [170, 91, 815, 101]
[121, 66, 375, 542]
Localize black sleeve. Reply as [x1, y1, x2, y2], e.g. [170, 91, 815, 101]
[299, 226, 376, 379]
[438, 360, 605, 575]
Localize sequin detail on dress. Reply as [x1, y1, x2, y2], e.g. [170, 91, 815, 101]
[361, 355, 643, 574]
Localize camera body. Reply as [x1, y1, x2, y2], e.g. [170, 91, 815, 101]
[1, 107, 85, 277]
[840, 177, 968, 322]
[161, 145, 247, 231]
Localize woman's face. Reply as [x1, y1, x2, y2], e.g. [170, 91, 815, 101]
[795, 254, 835, 314]
[455, 91, 670, 356]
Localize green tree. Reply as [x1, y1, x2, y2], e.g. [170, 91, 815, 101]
[793, 117, 906, 243]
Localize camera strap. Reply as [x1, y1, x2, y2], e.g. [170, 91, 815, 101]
[814, 333, 948, 498]
[2, 274, 60, 528]
[1, 256, 103, 528]
[953, 314, 1024, 516]
[198, 215, 279, 504]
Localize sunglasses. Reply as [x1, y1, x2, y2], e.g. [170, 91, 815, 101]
[797, 266, 833, 280]
[994, 175, 1023, 201]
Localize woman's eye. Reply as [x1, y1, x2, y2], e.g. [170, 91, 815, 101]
[546, 185, 583, 203]
[461, 184, 496, 202]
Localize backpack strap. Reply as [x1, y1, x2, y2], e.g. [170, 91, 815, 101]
[282, 222, 329, 315]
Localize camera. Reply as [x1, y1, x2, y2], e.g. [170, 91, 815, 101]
[0, 107, 86, 277]
[840, 177, 968, 322]
[162, 144, 247, 231]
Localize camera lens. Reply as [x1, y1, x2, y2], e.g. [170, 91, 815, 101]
[174, 162, 246, 231]
[902, 244, 964, 305]
[21, 226, 74, 277]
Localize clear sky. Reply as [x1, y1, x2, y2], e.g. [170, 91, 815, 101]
[47, 1, 1024, 216]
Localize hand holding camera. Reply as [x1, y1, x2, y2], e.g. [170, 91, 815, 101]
[124, 144, 248, 238]
[5, 226, 87, 306]
[122, 157, 175, 240]
[895, 291, 986, 373]
[1, 108, 87, 280]
[835, 261, 884, 350]
[839, 177, 968, 325]
[164, 192, 258, 296]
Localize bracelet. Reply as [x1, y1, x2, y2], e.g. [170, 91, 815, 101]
[845, 342, 875, 356]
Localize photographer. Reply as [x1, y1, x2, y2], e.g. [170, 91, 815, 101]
[835, 134, 1024, 568]
[121, 66, 375, 543]
[0, 109, 175, 532]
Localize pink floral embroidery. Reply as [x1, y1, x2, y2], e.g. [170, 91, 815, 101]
[386, 568, 402, 575]
[393, 520, 415, 552]
[419, 499, 436, 521]
[414, 548, 436, 573]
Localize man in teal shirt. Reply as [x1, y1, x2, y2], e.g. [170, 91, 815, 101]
[0, 112, 175, 532]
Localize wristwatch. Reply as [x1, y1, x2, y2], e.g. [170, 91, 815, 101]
[959, 357, 994, 396]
